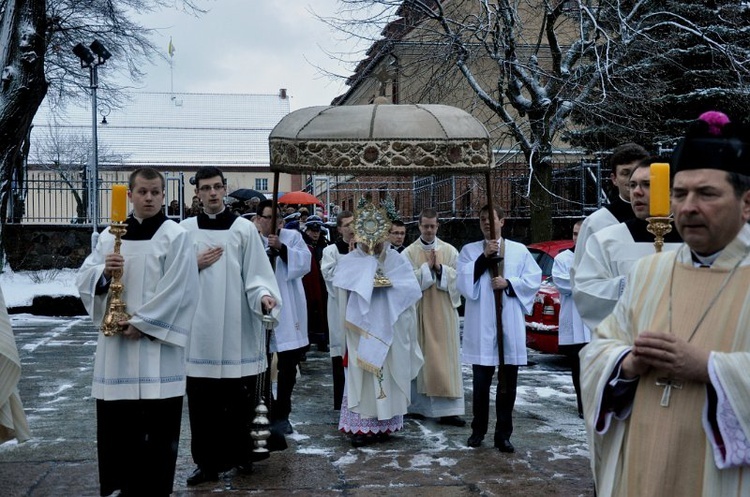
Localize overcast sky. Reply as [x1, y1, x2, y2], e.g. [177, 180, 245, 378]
[129, 0, 364, 110]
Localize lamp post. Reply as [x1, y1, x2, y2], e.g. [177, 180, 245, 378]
[72, 40, 111, 251]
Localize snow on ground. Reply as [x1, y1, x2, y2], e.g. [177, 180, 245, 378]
[0, 266, 79, 307]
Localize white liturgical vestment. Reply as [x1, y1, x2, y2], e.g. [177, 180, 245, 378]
[77, 218, 199, 400]
[181, 215, 282, 378]
[458, 239, 541, 366]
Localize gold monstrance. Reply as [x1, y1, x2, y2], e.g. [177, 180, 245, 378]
[352, 202, 393, 287]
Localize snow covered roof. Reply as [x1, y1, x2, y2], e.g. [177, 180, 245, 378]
[30, 91, 291, 168]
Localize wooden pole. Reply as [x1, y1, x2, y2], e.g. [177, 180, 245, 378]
[485, 172, 506, 390]
[270, 172, 281, 235]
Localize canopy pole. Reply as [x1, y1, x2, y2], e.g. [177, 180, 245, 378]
[270, 172, 280, 234]
[485, 172, 506, 391]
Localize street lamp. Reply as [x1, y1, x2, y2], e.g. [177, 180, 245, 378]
[72, 40, 111, 251]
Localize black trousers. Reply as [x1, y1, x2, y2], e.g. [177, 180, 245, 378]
[559, 343, 586, 415]
[96, 397, 182, 497]
[274, 347, 306, 421]
[186, 375, 262, 473]
[332, 355, 345, 410]
[470, 364, 519, 442]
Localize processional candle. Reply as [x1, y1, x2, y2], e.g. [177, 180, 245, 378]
[649, 163, 670, 217]
[111, 184, 128, 222]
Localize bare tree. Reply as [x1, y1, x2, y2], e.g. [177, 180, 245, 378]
[325, 1, 750, 241]
[0, 0, 205, 235]
[30, 119, 125, 223]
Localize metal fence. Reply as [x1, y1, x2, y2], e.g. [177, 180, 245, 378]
[8, 170, 186, 225]
[316, 158, 604, 221]
[9, 158, 603, 225]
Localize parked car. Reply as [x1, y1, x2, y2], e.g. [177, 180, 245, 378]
[525, 240, 575, 354]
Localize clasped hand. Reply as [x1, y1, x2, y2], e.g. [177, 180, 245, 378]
[622, 331, 710, 383]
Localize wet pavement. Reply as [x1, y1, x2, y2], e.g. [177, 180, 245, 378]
[1, 314, 594, 496]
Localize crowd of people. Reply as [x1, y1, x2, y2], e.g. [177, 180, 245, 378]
[2, 110, 750, 496]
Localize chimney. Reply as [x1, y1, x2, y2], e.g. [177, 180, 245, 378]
[279, 88, 288, 99]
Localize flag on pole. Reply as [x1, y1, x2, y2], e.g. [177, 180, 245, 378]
[168, 37, 175, 58]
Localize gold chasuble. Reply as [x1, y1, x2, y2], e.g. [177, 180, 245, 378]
[581, 231, 750, 497]
[404, 241, 463, 398]
[623, 264, 746, 497]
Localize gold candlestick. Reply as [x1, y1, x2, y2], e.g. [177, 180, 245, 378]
[646, 216, 673, 253]
[101, 223, 131, 336]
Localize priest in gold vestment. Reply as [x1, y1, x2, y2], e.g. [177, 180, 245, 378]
[402, 209, 465, 425]
[581, 111, 750, 497]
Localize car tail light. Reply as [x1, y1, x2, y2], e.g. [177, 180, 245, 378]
[541, 295, 557, 325]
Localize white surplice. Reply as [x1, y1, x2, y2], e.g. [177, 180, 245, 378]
[572, 207, 619, 270]
[458, 239, 541, 366]
[552, 249, 590, 346]
[321, 242, 347, 358]
[76, 220, 199, 400]
[572, 222, 681, 330]
[181, 216, 282, 378]
[261, 228, 311, 353]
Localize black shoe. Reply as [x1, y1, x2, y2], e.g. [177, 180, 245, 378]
[495, 439, 515, 453]
[318, 343, 329, 352]
[439, 416, 467, 427]
[404, 412, 426, 420]
[186, 467, 219, 486]
[467, 433, 484, 448]
[276, 419, 293, 434]
[351, 433, 373, 448]
[374, 432, 390, 443]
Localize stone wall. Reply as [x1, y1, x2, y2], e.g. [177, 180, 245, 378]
[2, 217, 578, 272]
[3, 224, 95, 271]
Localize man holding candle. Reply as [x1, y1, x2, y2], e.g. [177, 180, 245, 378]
[572, 143, 648, 272]
[573, 158, 683, 330]
[180, 167, 282, 486]
[580, 111, 750, 496]
[76, 167, 199, 497]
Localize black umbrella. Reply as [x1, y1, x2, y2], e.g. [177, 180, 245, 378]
[228, 188, 266, 201]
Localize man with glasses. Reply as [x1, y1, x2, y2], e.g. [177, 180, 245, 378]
[388, 220, 407, 252]
[573, 158, 683, 331]
[253, 199, 311, 435]
[180, 167, 281, 485]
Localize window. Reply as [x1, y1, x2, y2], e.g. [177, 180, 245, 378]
[255, 178, 268, 191]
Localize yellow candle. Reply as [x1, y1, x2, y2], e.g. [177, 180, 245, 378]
[649, 162, 670, 217]
[111, 184, 128, 222]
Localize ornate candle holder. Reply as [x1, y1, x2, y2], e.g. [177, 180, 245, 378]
[646, 216, 673, 253]
[101, 223, 131, 336]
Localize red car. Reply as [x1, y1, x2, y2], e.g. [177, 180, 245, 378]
[525, 240, 575, 354]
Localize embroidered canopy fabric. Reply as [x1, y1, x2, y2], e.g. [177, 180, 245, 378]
[269, 104, 494, 175]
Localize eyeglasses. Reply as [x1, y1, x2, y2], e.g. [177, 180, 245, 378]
[198, 184, 225, 193]
[390, 231, 406, 236]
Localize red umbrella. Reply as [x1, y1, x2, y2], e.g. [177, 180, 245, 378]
[278, 191, 323, 205]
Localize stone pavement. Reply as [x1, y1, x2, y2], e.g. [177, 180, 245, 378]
[1, 315, 594, 496]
